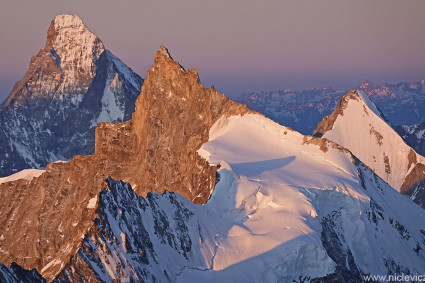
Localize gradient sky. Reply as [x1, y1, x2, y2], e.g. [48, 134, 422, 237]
[1, 0, 425, 102]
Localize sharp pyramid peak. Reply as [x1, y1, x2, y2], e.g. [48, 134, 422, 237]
[43, 13, 105, 82]
[1, 14, 107, 108]
[313, 89, 385, 138]
[338, 89, 382, 118]
[46, 14, 104, 51]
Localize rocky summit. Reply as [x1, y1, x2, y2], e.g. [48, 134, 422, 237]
[0, 14, 143, 177]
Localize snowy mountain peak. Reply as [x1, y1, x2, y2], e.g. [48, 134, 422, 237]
[2, 14, 105, 108]
[314, 90, 425, 194]
[0, 14, 143, 177]
[313, 90, 385, 138]
[45, 14, 105, 84]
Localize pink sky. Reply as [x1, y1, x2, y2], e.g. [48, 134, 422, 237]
[1, 0, 425, 101]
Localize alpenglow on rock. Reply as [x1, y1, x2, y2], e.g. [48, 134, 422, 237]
[9, 112, 425, 282]
[0, 45, 249, 281]
[0, 14, 143, 177]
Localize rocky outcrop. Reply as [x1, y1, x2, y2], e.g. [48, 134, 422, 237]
[0, 15, 143, 177]
[0, 46, 249, 281]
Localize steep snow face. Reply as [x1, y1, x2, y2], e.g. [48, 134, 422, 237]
[55, 178, 215, 283]
[56, 114, 425, 282]
[314, 90, 425, 193]
[91, 51, 143, 126]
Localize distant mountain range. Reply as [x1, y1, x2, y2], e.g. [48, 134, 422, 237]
[236, 79, 425, 135]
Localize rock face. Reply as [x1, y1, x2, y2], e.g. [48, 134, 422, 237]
[0, 14, 143, 177]
[313, 90, 425, 205]
[236, 79, 425, 135]
[0, 46, 249, 281]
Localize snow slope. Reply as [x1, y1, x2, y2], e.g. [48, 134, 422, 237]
[0, 169, 44, 184]
[56, 114, 425, 282]
[314, 90, 425, 193]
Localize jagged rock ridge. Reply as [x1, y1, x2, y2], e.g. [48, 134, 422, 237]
[313, 90, 425, 207]
[0, 14, 143, 177]
[0, 46, 249, 281]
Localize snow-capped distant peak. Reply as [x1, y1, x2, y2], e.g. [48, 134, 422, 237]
[358, 79, 375, 93]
